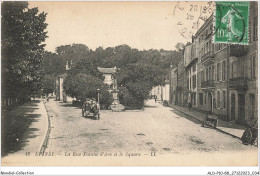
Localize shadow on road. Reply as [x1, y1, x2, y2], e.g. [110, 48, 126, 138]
[170, 109, 201, 125]
[82, 115, 99, 121]
[144, 105, 158, 108]
[61, 103, 81, 109]
[1, 101, 41, 157]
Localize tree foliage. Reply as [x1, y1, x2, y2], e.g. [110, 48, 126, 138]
[117, 63, 165, 108]
[42, 75, 55, 95]
[63, 73, 113, 108]
[44, 43, 182, 109]
[2, 1, 48, 99]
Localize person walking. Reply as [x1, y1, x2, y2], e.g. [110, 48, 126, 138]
[188, 102, 192, 111]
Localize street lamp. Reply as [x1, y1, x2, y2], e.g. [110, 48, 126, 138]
[97, 88, 100, 108]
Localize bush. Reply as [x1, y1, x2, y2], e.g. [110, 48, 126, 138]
[99, 90, 113, 109]
[119, 87, 143, 109]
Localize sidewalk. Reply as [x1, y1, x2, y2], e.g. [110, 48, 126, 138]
[168, 103, 246, 139]
[2, 99, 49, 160]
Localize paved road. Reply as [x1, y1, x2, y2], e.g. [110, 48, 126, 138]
[44, 98, 257, 157]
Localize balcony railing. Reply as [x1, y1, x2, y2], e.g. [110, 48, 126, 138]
[201, 80, 214, 88]
[230, 45, 248, 57]
[201, 51, 214, 63]
[229, 77, 248, 91]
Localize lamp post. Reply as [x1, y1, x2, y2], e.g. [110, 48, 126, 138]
[97, 88, 100, 103]
[97, 88, 100, 110]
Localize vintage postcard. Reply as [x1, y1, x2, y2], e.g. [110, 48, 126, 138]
[1, 0, 259, 170]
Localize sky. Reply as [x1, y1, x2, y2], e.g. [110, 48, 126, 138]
[29, 1, 211, 52]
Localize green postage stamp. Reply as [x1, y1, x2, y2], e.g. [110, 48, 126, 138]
[214, 1, 249, 44]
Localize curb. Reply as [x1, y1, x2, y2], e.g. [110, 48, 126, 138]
[170, 106, 241, 140]
[38, 100, 51, 153]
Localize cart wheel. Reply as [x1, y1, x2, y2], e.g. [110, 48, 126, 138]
[252, 137, 258, 146]
[241, 129, 252, 145]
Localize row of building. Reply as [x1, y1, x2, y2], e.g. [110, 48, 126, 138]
[169, 2, 258, 125]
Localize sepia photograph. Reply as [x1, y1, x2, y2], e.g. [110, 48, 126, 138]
[1, 0, 259, 173]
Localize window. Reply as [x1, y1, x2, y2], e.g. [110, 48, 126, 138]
[249, 94, 255, 120]
[223, 91, 226, 109]
[206, 68, 209, 81]
[199, 93, 203, 105]
[209, 40, 212, 52]
[222, 61, 226, 80]
[193, 64, 196, 72]
[217, 63, 220, 81]
[251, 55, 256, 79]
[192, 93, 196, 105]
[201, 70, 204, 82]
[198, 71, 201, 86]
[209, 66, 212, 80]
[217, 91, 220, 108]
[231, 61, 237, 78]
[253, 16, 258, 41]
[192, 75, 196, 88]
[212, 65, 214, 81]
[190, 77, 192, 90]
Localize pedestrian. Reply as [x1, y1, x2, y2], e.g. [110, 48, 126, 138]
[188, 102, 192, 111]
[155, 95, 157, 103]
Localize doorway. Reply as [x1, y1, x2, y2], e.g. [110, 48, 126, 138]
[208, 92, 212, 113]
[238, 94, 245, 124]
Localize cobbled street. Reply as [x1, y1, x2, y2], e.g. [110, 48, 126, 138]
[44, 98, 257, 157]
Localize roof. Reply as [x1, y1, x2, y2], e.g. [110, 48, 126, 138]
[97, 67, 117, 74]
[195, 14, 213, 37]
[185, 58, 198, 69]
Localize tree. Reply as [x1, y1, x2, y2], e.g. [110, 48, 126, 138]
[118, 63, 165, 109]
[42, 51, 66, 76]
[66, 57, 104, 80]
[175, 42, 185, 52]
[118, 86, 139, 109]
[2, 1, 48, 102]
[64, 73, 113, 108]
[55, 43, 89, 67]
[42, 75, 55, 95]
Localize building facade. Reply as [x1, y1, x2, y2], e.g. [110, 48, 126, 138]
[184, 43, 198, 107]
[171, 2, 258, 125]
[169, 67, 178, 104]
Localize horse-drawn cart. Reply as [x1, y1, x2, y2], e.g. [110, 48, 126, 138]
[82, 99, 100, 120]
[201, 113, 218, 128]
